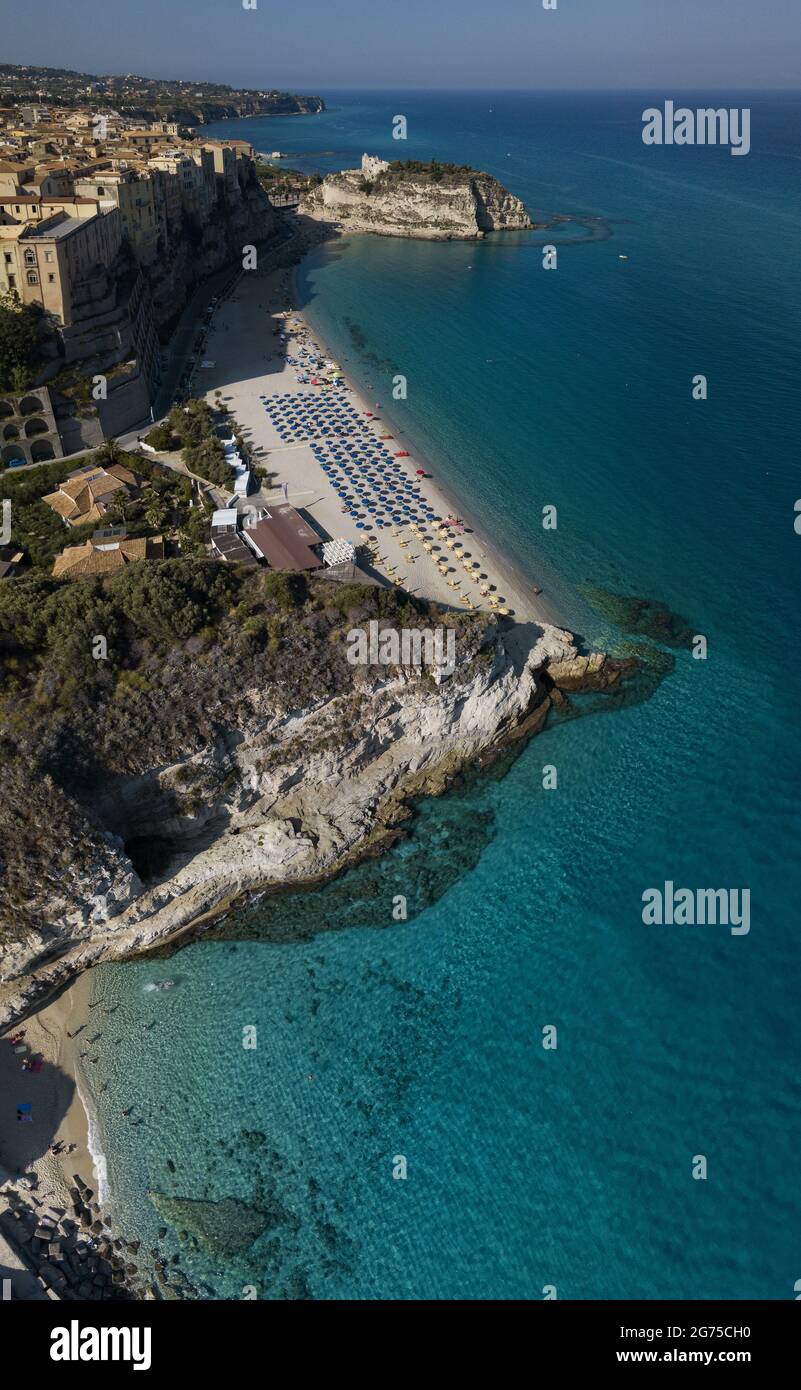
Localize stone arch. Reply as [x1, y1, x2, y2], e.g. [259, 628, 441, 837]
[24, 417, 48, 438]
[3, 424, 19, 440]
[18, 395, 45, 416]
[30, 438, 55, 462]
[0, 400, 13, 420]
[2, 443, 28, 465]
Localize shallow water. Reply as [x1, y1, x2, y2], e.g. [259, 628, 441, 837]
[78, 91, 801, 1299]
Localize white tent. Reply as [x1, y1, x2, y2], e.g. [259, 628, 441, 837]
[322, 538, 356, 567]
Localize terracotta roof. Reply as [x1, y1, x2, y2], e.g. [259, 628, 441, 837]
[42, 464, 136, 524]
[52, 534, 163, 578]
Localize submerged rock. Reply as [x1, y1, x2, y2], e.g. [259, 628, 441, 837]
[148, 1192, 272, 1259]
[578, 585, 695, 648]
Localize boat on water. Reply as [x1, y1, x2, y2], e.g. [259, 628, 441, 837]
[143, 980, 175, 993]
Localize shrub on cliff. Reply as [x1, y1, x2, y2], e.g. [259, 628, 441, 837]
[261, 570, 308, 609]
[106, 557, 240, 641]
[0, 290, 41, 392]
[145, 423, 179, 452]
[184, 436, 231, 488]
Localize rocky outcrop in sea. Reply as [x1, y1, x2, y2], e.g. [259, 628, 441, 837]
[300, 158, 533, 240]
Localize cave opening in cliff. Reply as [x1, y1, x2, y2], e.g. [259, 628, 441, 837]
[124, 834, 176, 884]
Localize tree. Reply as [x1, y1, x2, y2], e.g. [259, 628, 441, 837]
[0, 291, 40, 392]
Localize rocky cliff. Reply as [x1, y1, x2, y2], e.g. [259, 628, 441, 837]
[180, 94, 325, 123]
[300, 159, 533, 240]
[147, 182, 280, 330]
[0, 565, 627, 1027]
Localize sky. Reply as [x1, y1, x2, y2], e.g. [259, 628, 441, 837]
[3, 0, 800, 92]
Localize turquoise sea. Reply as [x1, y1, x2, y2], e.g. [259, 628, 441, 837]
[79, 92, 801, 1299]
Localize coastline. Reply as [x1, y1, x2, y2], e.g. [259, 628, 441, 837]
[2, 225, 585, 1239]
[191, 229, 566, 642]
[0, 970, 97, 1214]
[289, 241, 570, 636]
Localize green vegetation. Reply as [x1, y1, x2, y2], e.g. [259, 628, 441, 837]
[47, 365, 98, 419]
[144, 422, 179, 451]
[381, 160, 475, 185]
[0, 557, 240, 697]
[166, 399, 235, 488]
[254, 164, 319, 200]
[0, 558, 487, 937]
[0, 446, 212, 570]
[0, 290, 42, 393]
[0, 457, 94, 569]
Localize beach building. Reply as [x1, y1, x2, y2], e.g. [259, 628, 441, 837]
[210, 508, 259, 567]
[242, 506, 323, 572]
[321, 538, 356, 567]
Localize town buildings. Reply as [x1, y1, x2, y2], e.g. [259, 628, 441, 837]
[0, 82, 272, 422]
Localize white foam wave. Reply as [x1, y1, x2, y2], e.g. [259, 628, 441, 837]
[77, 1074, 109, 1208]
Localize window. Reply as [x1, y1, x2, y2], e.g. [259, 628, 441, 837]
[48, 273, 55, 283]
[3, 253, 11, 265]
[24, 248, 37, 266]
[45, 251, 53, 262]
[27, 270, 39, 285]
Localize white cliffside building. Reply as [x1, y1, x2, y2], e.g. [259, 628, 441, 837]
[361, 154, 389, 179]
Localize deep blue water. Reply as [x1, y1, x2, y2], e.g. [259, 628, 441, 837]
[80, 92, 801, 1299]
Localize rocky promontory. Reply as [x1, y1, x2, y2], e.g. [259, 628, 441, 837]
[0, 562, 628, 1028]
[300, 156, 534, 240]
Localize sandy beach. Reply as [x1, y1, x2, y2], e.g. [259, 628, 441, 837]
[0, 972, 95, 1215]
[193, 255, 563, 633]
